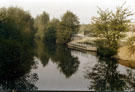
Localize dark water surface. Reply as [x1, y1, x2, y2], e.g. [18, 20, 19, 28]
[1, 42, 135, 91]
[32, 43, 135, 91]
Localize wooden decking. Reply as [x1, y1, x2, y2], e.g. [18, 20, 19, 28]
[68, 42, 97, 52]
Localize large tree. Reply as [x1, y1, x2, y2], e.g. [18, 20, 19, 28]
[0, 7, 36, 67]
[0, 7, 38, 89]
[91, 5, 132, 50]
[56, 11, 80, 44]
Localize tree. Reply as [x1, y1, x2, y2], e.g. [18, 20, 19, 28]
[0, 7, 36, 68]
[0, 7, 38, 90]
[43, 18, 60, 43]
[34, 11, 50, 40]
[0, 7, 35, 46]
[56, 11, 80, 44]
[91, 5, 132, 51]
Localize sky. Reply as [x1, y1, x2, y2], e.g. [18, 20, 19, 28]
[0, 0, 135, 24]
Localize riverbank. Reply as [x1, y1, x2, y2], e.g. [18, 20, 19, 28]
[70, 35, 135, 59]
[112, 46, 135, 69]
[117, 46, 135, 61]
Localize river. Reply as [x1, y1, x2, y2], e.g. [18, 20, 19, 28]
[31, 44, 135, 91]
[1, 41, 135, 91]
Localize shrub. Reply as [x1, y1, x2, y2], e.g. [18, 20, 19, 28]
[97, 47, 117, 57]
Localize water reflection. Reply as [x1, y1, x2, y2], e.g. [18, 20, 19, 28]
[55, 45, 80, 78]
[36, 41, 80, 78]
[84, 57, 135, 91]
[35, 40, 49, 67]
[0, 41, 38, 90]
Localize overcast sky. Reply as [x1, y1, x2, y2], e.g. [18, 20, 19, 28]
[0, 0, 135, 24]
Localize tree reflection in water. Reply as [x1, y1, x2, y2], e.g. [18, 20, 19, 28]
[84, 57, 135, 91]
[35, 39, 49, 67]
[55, 45, 80, 78]
[0, 42, 38, 90]
[38, 41, 80, 78]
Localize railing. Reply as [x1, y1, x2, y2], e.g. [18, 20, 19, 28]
[68, 42, 97, 52]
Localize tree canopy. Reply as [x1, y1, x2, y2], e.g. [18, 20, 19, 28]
[91, 5, 132, 49]
[0, 7, 38, 90]
[56, 11, 80, 44]
[34, 11, 50, 40]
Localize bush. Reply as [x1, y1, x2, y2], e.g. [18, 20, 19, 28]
[97, 47, 117, 57]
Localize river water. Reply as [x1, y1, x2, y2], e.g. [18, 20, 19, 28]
[31, 44, 135, 91]
[1, 41, 135, 91]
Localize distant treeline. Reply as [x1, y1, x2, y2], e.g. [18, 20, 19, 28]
[0, 6, 80, 48]
[0, 5, 134, 59]
[0, 6, 80, 65]
[0, 7, 80, 89]
[34, 10, 80, 44]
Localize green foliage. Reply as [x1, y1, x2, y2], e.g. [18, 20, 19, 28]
[44, 26, 56, 43]
[0, 7, 35, 46]
[97, 47, 117, 57]
[0, 6, 36, 62]
[56, 11, 80, 44]
[43, 18, 60, 43]
[34, 11, 50, 40]
[36, 11, 80, 45]
[91, 5, 132, 50]
[0, 7, 38, 90]
[94, 39, 117, 57]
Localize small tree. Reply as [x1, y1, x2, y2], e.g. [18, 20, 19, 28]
[56, 11, 80, 44]
[92, 5, 132, 53]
